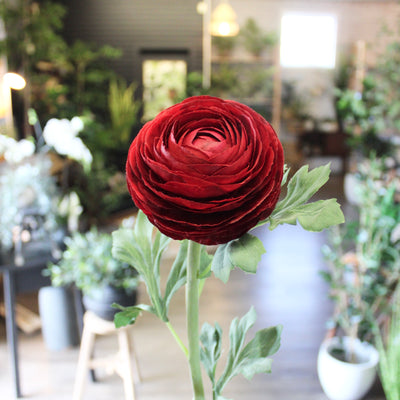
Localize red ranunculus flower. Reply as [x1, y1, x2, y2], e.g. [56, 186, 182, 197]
[126, 96, 284, 245]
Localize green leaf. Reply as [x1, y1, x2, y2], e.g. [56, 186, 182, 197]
[296, 199, 345, 231]
[263, 164, 344, 231]
[200, 322, 223, 385]
[164, 240, 188, 310]
[112, 229, 147, 275]
[112, 213, 171, 323]
[281, 165, 290, 187]
[216, 307, 257, 393]
[229, 234, 266, 274]
[112, 304, 155, 328]
[211, 242, 233, 283]
[236, 358, 273, 380]
[236, 326, 282, 379]
[214, 308, 282, 397]
[199, 245, 213, 279]
[134, 209, 154, 244]
[278, 164, 331, 208]
[211, 234, 265, 283]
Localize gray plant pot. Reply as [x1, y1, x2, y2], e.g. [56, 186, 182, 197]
[82, 285, 137, 321]
[38, 286, 80, 351]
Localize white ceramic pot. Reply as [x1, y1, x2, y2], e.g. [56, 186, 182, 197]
[317, 336, 379, 400]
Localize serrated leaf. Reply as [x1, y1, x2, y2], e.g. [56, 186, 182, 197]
[238, 325, 282, 361]
[269, 198, 345, 231]
[211, 242, 234, 283]
[260, 164, 344, 231]
[216, 307, 257, 393]
[112, 214, 171, 323]
[277, 164, 331, 210]
[133, 210, 154, 262]
[112, 229, 146, 275]
[229, 234, 266, 274]
[200, 322, 223, 385]
[214, 309, 281, 398]
[296, 199, 345, 231]
[134, 209, 154, 243]
[112, 304, 155, 328]
[211, 234, 265, 282]
[238, 358, 273, 380]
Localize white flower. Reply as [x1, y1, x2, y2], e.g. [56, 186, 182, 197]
[71, 116, 84, 133]
[0, 134, 17, 155]
[3, 138, 35, 164]
[42, 117, 92, 170]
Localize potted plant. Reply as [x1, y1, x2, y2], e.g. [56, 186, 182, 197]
[239, 18, 278, 58]
[46, 225, 139, 321]
[212, 35, 237, 59]
[319, 156, 400, 400]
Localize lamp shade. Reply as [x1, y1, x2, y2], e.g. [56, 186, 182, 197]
[210, 1, 239, 37]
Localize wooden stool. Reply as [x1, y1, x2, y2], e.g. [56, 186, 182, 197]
[72, 311, 140, 400]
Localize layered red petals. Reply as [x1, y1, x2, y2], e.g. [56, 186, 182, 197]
[126, 96, 284, 245]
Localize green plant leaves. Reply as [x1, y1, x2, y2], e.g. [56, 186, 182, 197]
[200, 322, 223, 386]
[112, 303, 155, 328]
[200, 307, 282, 399]
[211, 164, 344, 283]
[112, 210, 178, 325]
[265, 164, 344, 231]
[112, 211, 213, 327]
[211, 233, 266, 283]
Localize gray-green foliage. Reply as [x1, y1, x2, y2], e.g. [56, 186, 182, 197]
[108, 78, 141, 146]
[322, 157, 400, 341]
[47, 226, 139, 296]
[0, 155, 59, 250]
[239, 18, 278, 57]
[335, 19, 400, 157]
[112, 211, 212, 326]
[211, 164, 344, 283]
[112, 163, 344, 397]
[200, 307, 281, 400]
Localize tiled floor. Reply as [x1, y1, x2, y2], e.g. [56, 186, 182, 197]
[0, 175, 385, 400]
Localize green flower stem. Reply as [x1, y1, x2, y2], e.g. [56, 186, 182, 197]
[166, 321, 188, 357]
[186, 240, 205, 400]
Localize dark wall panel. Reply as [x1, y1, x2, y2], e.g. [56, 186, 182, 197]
[63, 0, 203, 83]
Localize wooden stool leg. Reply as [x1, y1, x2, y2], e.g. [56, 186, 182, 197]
[127, 332, 141, 383]
[118, 329, 135, 400]
[73, 326, 96, 400]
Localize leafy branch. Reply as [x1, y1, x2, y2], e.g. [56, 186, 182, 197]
[211, 164, 345, 282]
[200, 307, 282, 400]
[112, 211, 212, 354]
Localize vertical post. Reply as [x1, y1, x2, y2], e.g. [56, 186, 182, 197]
[3, 269, 22, 398]
[272, 45, 282, 136]
[202, 0, 212, 89]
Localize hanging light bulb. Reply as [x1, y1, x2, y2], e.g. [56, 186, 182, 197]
[3, 72, 26, 90]
[210, 0, 239, 37]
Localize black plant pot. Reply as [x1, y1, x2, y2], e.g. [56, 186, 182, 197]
[82, 285, 137, 321]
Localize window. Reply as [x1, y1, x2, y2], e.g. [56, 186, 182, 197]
[280, 14, 337, 69]
[142, 59, 187, 121]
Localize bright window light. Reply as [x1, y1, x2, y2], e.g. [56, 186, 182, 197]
[280, 14, 337, 68]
